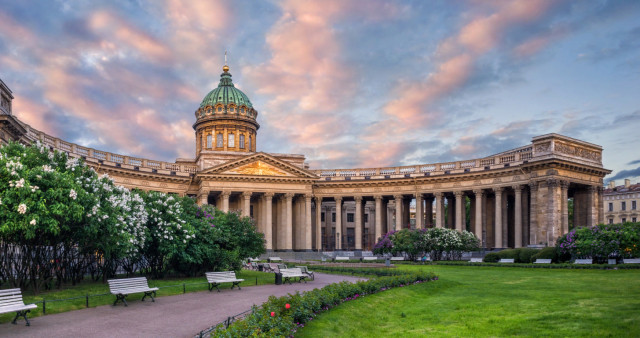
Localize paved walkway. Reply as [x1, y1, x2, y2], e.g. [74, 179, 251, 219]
[1, 273, 363, 337]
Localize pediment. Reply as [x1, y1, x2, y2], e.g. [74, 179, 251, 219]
[199, 152, 318, 179]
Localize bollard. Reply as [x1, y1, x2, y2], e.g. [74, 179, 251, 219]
[255, 276, 258, 285]
[86, 294, 89, 308]
[43, 299, 46, 314]
[183, 283, 186, 294]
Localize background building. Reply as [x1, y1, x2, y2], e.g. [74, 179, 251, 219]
[604, 179, 639, 224]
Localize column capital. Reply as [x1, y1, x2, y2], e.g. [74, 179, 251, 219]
[453, 191, 464, 197]
[374, 195, 383, 201]
[546, 178, 558, 188]
[529, 181, 539, 191]
[415, 192, 424, 200]
[393, 194, 403, 200]
[314, 195, 323, 203]
[560, 180, 570, 189]
[263, 192, 274, 199]
[587, 185, 597, 193]
[354, 196, 363, 203]
[334, 196, 343, 203]
[473, 189, 484, 196]
[493, 186, 503, 195]
[434, 191, 443, 198]
[221, 190, 231, 197]
[284, 192, 294, 199]
[242, 191, 252, 198]
[304, 194, 312, 201]
[512, 184, 522, 192]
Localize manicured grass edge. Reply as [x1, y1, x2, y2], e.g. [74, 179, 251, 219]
[427, 261, 640, 269]
[211, 268, 437, 337]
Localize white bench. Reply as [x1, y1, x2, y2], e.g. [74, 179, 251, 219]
[205, 271, 244, 292]
[335, 256, 349, 261]
[534, 259, 552, 264]
[499, 258, 515, 263]
[0, 288, 37, 326]
[574, 259, 593, 265]
[469, 258, 483, 263]
[268, 257, 282, 262]
[390, 257, 405, 261]
[296, 266, 315, 280]
[280, 268, 308, 284]
[108, 277, 159, 306]
[363, 257, 379, 261]
[623, 258, 640, 264]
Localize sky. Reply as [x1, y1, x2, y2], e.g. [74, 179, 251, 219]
[0, 0, 639, 184]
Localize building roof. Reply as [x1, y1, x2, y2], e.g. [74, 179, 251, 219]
[604, 183, 640, 194]
[199, 66, 253, 109]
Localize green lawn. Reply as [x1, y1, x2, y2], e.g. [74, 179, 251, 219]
[297, 265, 640, 337]
[0, 270, 274, 323]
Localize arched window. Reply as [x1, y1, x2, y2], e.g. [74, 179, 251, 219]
[239, 134, 245, 149]
[216, 134, 223, 147]
[249, 135, 252, 150]
[230, 107, 235, 112]
[206, 134, 212, 148]
[228, 134, 235, 147]
[217, 106, 222, 112]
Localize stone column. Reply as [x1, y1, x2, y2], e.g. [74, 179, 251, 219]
[264, 193, 273, 250]
[394, 194, 403, 230]
[513, 185, 522, 248]
[315, 197, 322, 251]
[435, 192, 444, 228]
[221, 191, 231, 213]
[529, 182, 538, 245]
[198, 190, 209, 205]
[473, 189, 483, 243]
[446, 195, 455, 228]
[355, 196, 363, 250]
[335, 197, 343, 249]
[454, 191, 463, 232]
[305, 195, 312, 251]
[597, 186, 604, 225]
[522, 187, 529, 246]
[284, 193, 293, 250]
[560, 181, 569, 235]
[374, 195, 383, 242]
[546, 179, 560, 245]
[415, 193, 424, 229]
[425, 196, 433, 227]
[242, 192, 252, 217]
[494, 187, 503, 249]
[587, 186, 596, 227]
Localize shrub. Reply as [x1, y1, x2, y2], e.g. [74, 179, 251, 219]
[484, 252, 500, 263]
[517, 248, 540, 263]
[373, 228, 480, 261]
[497, 249, 518, 259]
[556, 223, 640, 263]
[531, 247, 558, 263]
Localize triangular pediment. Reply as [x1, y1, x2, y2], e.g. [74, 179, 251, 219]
[199, 152, 318, 179]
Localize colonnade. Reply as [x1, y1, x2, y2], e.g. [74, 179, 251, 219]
[198, 180, 601, 251]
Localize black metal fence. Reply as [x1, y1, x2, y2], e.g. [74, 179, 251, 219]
[194, 307, 256, 337]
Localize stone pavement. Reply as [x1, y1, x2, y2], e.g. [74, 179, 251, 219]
[0, 273, 364, 337]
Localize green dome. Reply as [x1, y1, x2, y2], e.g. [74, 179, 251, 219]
[199, 69, 253, 109]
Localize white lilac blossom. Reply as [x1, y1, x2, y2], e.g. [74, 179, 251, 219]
[30, 219, 36, 225]
[69, 189, 77, 200]
[18, 203, 27, 214]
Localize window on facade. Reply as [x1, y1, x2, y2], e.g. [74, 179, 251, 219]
[239, 134, 245, 149]
[249, 135, 252, 150]
[364, 214, 369, 223]
[216, 134, 223, 147]
[228, 133, 235, 147]
[633, 201, 637, 210]
[609, 219, 614, 224]
[609, 203, 613, 212]
[622, 202, 626, 211]
[321, 212, 325, 222]
[230, 107, 235, 112]
[332, 213, 336, 222]
[622, 218, 627, 223]
[347, 213, 354, 222]
[633, 217, 637, 223]
[217, 106, 222, 112]
[206, 134, 212, 148]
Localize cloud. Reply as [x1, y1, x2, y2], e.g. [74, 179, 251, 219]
[606, 166, 640, 184]
[627, 159, 640, 166]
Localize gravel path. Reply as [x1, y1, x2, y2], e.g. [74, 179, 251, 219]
[1, 273, 364, 337]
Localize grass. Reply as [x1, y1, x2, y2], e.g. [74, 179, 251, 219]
[0, 270, 274, 323]
[297, 265, 640, 337]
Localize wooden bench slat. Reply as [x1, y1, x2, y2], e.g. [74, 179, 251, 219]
[0, 288, 37, 325]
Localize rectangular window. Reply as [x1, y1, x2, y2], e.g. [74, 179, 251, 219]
[633, 201, 637, 210]
[249, 135, 252, 150]
[321, 212, 325, 222]
[332, 212, 336, 222]
[608, 203, 613, 212]
[622, 202, 626, 211]
[347, 213, 354, 222]
[633, 217, 637, 223]
[608, 219, 613, 224]
[216, 134, 223, 147]
[622, 218, 627, 223]
[364, 214, 369, 223]
[239, 134, 245, 149]
[206, 134, 212, 148]
[228, 134, 235, 147]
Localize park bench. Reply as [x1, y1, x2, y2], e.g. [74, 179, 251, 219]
[277, 263, 288, 271]
[574, 259, 593, 265]
[622, 258, 640, 264]
[534, 259, 552, 264]
[363, 256, 379, 261]
[335, 256, 349, 261]
[296, 266, 315, 280]
[469, 258, 483, 263]
[108, 277, 158, 306]
[205, 271, 244, 292]
[268, 257, 282, 262]
[0, 288, 37, 326]
[280, 268, 308, 285]
[390, 257, 405, 261]
[499, 258, 515, 263]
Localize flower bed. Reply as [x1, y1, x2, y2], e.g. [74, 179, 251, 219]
[211, 270, 437, 337]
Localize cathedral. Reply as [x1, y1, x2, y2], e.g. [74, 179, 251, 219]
[0, 67, 611, 252]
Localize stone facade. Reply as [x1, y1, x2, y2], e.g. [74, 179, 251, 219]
[603, 179, 639, 224]
[0, 74, 612, 251]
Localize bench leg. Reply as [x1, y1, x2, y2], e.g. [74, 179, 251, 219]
[142, 291, 155, 302]
[208, 283, 221, 292]
[114, 294, 128, 306]
[232, 282, 241, 290]
[12, 310, 32, 326]
[301, 276, 307, 284]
